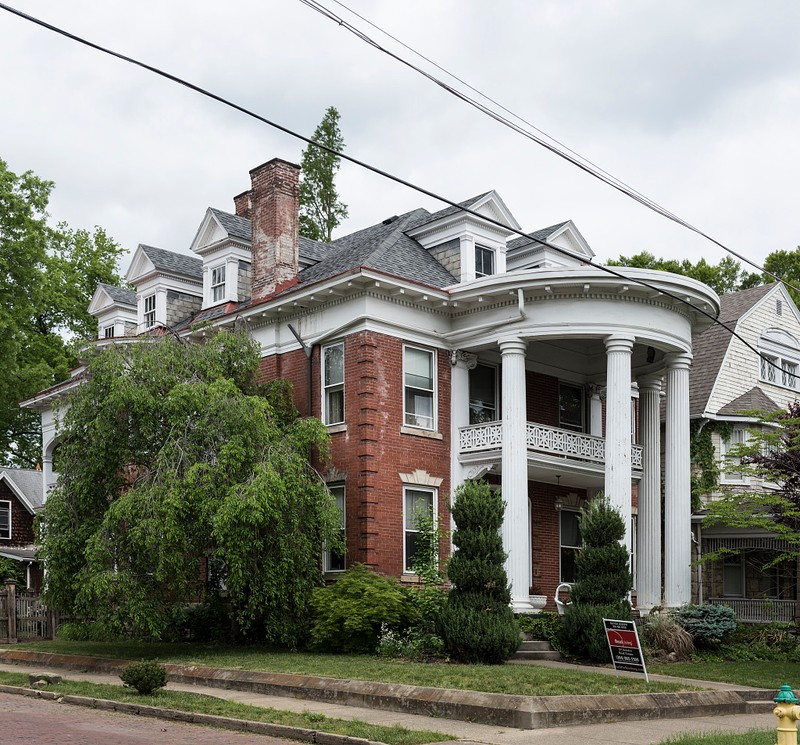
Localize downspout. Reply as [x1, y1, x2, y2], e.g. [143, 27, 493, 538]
[287, 324, 313, 417]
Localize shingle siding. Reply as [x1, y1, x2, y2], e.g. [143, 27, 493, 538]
[166, 290, 202, 327]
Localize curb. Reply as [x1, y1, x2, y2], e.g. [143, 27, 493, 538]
[0, 682, 383, 745]
[0, 650, 773, 730]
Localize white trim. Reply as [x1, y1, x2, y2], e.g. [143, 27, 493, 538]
[402, 485, 437, 573]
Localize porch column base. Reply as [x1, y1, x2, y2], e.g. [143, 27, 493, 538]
[511, 597, 537, 614]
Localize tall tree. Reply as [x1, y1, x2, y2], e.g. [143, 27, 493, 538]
[0, 158, 124, 467]
[764, 247, 800, 306]
[39, 331, 341, 645]
[299, 106, 348, 242]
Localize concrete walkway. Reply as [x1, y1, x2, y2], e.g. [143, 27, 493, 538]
[0, 655, 780, 745]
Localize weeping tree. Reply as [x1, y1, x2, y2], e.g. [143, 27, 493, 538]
[559, 495, 631, 661]
[38, 331, 342, 646]
[438, 480, 520, 663]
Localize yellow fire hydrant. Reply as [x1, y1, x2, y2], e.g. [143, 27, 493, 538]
[774, 684, 800, 745]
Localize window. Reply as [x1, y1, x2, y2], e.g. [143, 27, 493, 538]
[721, 428, 748, 483]
[323, 484, 346, 572]
[722, 553, 744, 597]
[323, 343, 344, 425]
[759, 329, 800, 390]
[404, 487, 435, 572]
[475, 245, 495, 278]
[761, 354, 778, 383]
[0, 501, 10, 540]
[469, 364, 497, 424]
[559, 509, 581, 582]
[559, 383, 584, 432]
[143, 294, 156, 328]
[404, 346, 435, 429]
[211, 265, 226, 303]
[103, 325, 115, 339]
[783, 361, 798, 389]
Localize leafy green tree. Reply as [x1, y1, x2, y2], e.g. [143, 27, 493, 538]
[560, 495, 631, 661]
[0, 158, 123, 467]
[438, 480, 520, 664]
[38, 331, 341, 646]
[299, 106, 348, 242]
[607, 252, 758, 296]
[764, 247, 800, 306]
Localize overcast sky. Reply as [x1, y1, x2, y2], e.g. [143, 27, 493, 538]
[2, 1, 799, 278]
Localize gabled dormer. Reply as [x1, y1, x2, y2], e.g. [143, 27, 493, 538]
[406, 192, 520, 283]
[125, 245, 203, 332]
[87, 283, 137, 339]
[506, 220, 594, 271]
[189, 208, 253, 308]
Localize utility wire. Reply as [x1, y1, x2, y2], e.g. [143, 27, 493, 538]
[0, 2, 792, 381]
[299, 0, 800, 298]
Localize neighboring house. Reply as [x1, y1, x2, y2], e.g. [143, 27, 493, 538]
[0, 468, 44, 591]
[22, 157, 720, 614]
[690, 283, 800, 622]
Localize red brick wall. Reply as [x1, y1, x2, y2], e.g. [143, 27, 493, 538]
[526, 371, 559, 426]
[258, 330, 452, 578]
[0, 481, 35, 546]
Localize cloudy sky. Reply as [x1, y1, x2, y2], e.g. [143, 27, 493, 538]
[2, 1, 799, 277]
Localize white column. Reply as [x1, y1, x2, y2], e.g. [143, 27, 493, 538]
[604, 335, 634, 554]
[664, 352, 692, 608]
[637, 375, 662, 612]
[500, 339, 533, 612]
[449, 351, 477, 498]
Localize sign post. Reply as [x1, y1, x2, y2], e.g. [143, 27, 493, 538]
[603, 618, 648, 682]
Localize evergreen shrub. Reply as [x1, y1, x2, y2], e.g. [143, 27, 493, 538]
[673, 603, 737, 647]
[309, 564, 414, 653]
[120, 661, 167, 695]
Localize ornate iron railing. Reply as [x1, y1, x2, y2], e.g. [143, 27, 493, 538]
[459, 421, 644, 469]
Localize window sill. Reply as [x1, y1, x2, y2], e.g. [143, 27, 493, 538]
[400, 573, 423, 584]
[326, 423, 347, 434]
[400, 426, 443, 440]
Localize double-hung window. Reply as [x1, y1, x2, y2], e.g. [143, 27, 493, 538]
[469, 364, 497, 424]
[143, 294, 156, 329]
[103, 325, 115, 339]
[721, 428, 748, 483]
[475, 245, 495, 278]
[559, 509, 581, 583]
[404, 346, 435, 430]
[0, 501, 10, 540]
[404, 486, 435, 572]
[722, 552, 744, 597]
[211, 265, 226, 303]
[559, 383, 584, 432]
[323, 343, 344, 425]
[323, 484, 346, 572]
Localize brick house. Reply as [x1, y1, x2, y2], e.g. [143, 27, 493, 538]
[690, 283, 800, 621]
[23, 157, 720, 613]
[0, 468, 44, 591]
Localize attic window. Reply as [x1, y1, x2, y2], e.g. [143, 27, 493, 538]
[211, 265, 226, 303]
[103, 325, 115, 339]
[475, 245, 495, 278]
[143, 294, 156, 329]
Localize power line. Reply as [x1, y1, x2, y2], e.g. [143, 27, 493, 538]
[299, 0, 800, 298]
[0, 2, 792, 381]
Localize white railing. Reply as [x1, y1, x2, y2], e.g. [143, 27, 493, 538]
[459, 420, 643, 470]
[708, 597, 796, 623]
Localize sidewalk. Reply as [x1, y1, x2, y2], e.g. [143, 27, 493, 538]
[0, 654, 779, 745]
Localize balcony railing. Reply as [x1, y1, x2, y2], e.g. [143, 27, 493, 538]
[708, 597, 796, 623]
[459, 421, 643, 469]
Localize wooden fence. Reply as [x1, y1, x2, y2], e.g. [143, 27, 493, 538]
[0, 580, 62, 643]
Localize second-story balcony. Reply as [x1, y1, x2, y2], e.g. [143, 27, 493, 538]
[459, 420, 643, 483]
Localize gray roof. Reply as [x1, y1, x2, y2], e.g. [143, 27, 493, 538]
[507, 222, 570, 250]
[299, 236, 329, 265]
[140, 245, 203, 280]
[97, 283, 136, 306]
[689, 283, 777, 415]
[209, 208, 251, 242]
[717, 386, 781, 416]
[411, 193, 493, 230]
[0, 469, 43, 512]
[294, 208, 457, 290]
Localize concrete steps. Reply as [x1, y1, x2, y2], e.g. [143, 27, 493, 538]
[513, 638, 562, 662]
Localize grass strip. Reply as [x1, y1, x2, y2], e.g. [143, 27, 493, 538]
[0, 670, 453, 745]
[649, 660, 800, 691]
[17, 641, 693, 696]
[658, 730, 774, 745]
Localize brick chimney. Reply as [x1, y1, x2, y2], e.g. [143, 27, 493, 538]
[246, 158, 300, 301]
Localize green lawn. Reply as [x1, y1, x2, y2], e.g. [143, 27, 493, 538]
[16, 640, 691, 696]
[0, 670, 453, 745]
[649, 660, 800, 691]
[659, 732, 774, 745]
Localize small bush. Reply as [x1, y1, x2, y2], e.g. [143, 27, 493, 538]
[309, 564, 415, 654]
[559, 602, 630, 662]
[438, 596, 520, 664]
[120, 661, 167, 695]
[673, 604, 737, 647]
[516, 611, 564, 653]
[641, 611, 694, 660]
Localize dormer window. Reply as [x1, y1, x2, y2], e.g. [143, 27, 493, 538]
[103, 325, 115, 339]
[143, 294, 156, 328]
[211, 265, 226, 303]
[475, 245, 495, 278]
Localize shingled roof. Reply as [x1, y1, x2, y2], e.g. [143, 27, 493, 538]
[717, 386, 781, 416]
[0, 468, 44, 512]
[507, 222, 570, 250]
[689, 283, 777, 415]
[97, 283, 136, 306]
[209, 208, 250, 242]
[140, 245, 203, 280]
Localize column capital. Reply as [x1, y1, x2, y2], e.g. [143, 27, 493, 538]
[499, 338, 527, 355]
[604, 334, 635, 353]
[449, 350, 478, 370]
[665, 351, 693, 370]
[637, 374, 663, 392]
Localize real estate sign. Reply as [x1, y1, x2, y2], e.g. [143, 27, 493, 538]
[603, 618, 649, 682]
